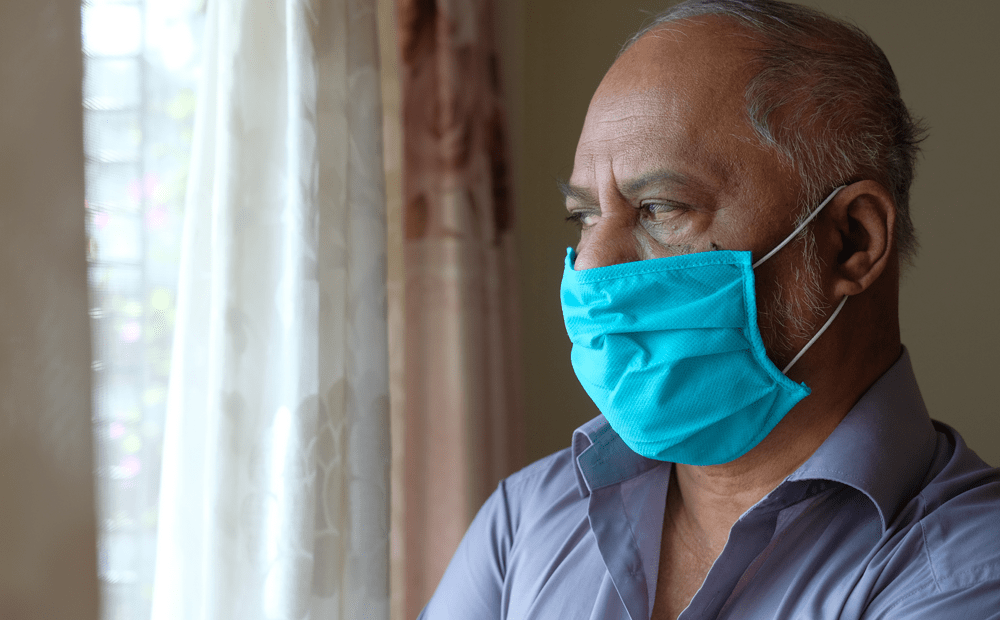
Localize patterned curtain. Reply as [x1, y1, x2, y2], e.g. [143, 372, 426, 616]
[151, 0, 391, 617]
[396, 0, 523, 615]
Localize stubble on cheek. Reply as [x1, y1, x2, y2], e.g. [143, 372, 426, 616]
[756, 231, 829, 364]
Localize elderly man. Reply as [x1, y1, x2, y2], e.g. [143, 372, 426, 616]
[420, 1, 1000, 618]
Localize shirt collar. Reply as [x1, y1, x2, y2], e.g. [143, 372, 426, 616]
[787, 346, 937, 530]
[571, 347, 937, 530]
[572, 415, 660, 497]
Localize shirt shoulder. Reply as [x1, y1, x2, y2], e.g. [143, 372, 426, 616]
[914, 425, 1000, 587]
[504, 445, 577, 494]
[865, 425, 1000, 618]
[418, 447, 588, 620]
[497, 446, 589, 539]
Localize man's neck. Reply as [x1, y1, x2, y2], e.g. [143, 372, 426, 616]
[670, 445, 811, 554]
[669, 329, 903, 550]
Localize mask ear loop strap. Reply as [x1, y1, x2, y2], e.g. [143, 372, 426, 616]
[752, 185, 847, 269]
[782, 295, 848, 374]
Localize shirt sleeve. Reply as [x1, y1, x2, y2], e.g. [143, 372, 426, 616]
[417, 479, 516, 620]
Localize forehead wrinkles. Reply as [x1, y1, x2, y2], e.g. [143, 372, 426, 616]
[584, 88, 697, 133]
[587, 87, 682, 119]
[575, 88, 740, 188]
[584, 83, 751, 146]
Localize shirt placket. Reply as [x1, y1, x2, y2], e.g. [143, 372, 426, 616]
[677, 498, 784, 620]
[589, 484, 652, 620]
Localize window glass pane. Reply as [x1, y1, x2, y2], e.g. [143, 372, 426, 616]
[86, 162, 143, 212]
[85, 58, 142, 109]
[83, 4, 143, 57]
[90, 211, 143, 263]
[85, 110, 143, 162]
[84, 1, 203, 618]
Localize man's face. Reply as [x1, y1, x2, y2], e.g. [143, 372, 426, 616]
[565, 18, 825, 364]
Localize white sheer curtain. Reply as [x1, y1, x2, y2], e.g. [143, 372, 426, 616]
[151, 0, 390, 617]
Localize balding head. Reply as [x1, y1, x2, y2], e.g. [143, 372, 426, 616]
[623, 0, 925, 266]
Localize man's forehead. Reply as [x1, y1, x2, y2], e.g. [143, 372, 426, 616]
[584, 88, 682, 122]
[579, 85, 743, 144]
[582, 23, 762, 148]
[572, 87, 747, 188]
[570, 20, 780, 196]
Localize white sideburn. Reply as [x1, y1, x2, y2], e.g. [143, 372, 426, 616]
[749, 185, 850, 375]
[752, 185, 847, 269]
[781, 295, 848, 374]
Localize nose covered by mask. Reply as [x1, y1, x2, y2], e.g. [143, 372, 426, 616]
[560, 187, 848, 466]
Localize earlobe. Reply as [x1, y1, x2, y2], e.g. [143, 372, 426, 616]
[827, 180, 895, 297]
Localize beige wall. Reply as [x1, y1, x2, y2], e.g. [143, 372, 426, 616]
[0, 0, 100, 617]
[512, 1, 1000, 466]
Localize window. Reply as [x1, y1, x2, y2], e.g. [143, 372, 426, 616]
[82, 1, 204, 617]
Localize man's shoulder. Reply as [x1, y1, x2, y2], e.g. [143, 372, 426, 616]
[866, 424, 1000, 616]
[913, 423, 1000, 579]
[502, 445, 580, 504]
[493, 445, 591, 537]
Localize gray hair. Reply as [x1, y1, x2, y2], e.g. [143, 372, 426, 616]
[623, 0, 926, 265]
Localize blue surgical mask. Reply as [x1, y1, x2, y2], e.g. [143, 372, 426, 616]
[560, 187, 848, 465]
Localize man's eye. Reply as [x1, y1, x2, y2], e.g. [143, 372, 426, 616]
[565, 211, 597, 229]
[642, 202, 682, 221]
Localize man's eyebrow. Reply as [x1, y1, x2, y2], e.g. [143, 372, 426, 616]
[556, 180, 597, 205]
[557, 170, 708, 205]
[620, 170, 699, 196]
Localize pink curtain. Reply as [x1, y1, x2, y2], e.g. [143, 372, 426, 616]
[397, 0, 523, 614]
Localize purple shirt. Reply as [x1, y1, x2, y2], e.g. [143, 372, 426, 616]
[420, 349, 1000, 619]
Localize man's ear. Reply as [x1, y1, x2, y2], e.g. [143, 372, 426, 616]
[823, 180, 895, 297]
